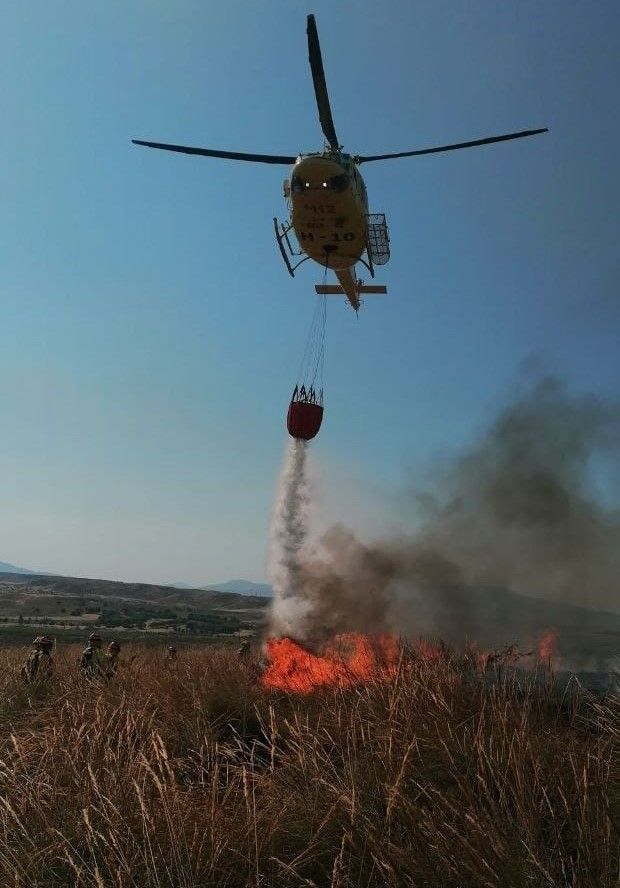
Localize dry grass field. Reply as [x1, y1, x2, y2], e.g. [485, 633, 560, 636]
[0, 642, 616, 887]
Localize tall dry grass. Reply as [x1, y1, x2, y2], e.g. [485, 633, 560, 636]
[0, 642, 615, 887]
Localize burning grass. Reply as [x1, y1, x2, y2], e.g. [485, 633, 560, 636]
[262, 633, 401, 693]
[0, 641, 616, 886]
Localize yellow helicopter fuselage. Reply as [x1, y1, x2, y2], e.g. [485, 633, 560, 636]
[288, 153, 368, 272]
[274, 151, 389, 310]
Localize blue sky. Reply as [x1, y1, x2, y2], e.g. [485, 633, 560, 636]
[1, 1, 618, 584]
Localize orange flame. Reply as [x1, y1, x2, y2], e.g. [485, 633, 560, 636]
[537, 627, 559, 663]
[463, 643, 492, 671]
[262, 633, 400, 693]
[416, 638, 444, 661]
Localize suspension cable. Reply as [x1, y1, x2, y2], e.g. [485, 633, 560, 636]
[294, 294, 327, 403]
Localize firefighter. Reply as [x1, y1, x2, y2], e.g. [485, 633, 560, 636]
[237, 639, 251, 660]
[21, 635, 54, 683]
[105, 640, 121, 678]
[79, 632, 106, 679]
[166, 645, 177, 662]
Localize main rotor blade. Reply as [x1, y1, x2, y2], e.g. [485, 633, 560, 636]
[132, 139, 296, 165]
[307, 14, 339, 151]
[355, 128, 548, 163]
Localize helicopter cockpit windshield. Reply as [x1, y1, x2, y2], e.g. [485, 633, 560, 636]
[326, 172, 349, 192]
[291, 172, 349, 193]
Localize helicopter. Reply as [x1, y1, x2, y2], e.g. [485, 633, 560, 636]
[133, 14, 547, 312]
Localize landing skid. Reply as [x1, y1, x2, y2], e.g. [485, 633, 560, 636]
[273, 218, 309, 277]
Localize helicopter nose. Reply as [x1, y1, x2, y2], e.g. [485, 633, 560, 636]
[292, 156, 344, 190]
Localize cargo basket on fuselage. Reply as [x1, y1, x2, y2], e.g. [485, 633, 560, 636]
[366, 214, 390, 265]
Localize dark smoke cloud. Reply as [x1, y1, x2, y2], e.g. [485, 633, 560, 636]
[269, 378, 620, 663]
[413, 376, 620, 611]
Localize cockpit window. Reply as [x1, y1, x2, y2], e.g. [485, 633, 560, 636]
[291, 175, 305, 193]
[291, 172, 349, 192]
[328, 173, 349, 192]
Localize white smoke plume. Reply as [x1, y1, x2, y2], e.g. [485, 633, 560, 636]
[268, 439, 312, 638]
[267, 378, 620, 665]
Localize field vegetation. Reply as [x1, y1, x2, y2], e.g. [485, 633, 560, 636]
[0, 574, 266, 642]
[0, 642, 616, 887]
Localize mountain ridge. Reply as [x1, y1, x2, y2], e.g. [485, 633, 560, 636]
[203, 580, 273, 598]
[0, 560, 37, 575]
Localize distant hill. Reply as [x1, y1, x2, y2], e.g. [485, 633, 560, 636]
[0, 560, 35, 575]
[0, 573, 269, 609]
[0, 570, 615, 665]
[0, 572, 269, 641]
[204, 580, 273, 598]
